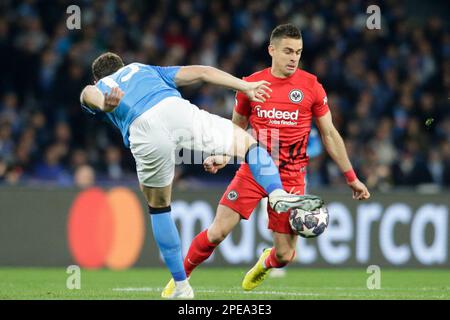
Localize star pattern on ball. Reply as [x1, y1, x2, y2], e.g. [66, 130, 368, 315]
[289, 206, 329, 238]
[300, 223, 317, 238]
[316, 211, 328, 226]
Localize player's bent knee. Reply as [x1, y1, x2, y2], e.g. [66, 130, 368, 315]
[141, 184, 172, 208]
[231, 125, 257, 158]
[207, 228, 228, 244]
[242, 131, 257, 146]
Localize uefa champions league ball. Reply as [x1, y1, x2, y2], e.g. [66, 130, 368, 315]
[289, 205, 329, 238]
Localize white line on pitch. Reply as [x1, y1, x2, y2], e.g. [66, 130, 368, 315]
[112, 287, 449, 299]
[112, 287, 320, 297]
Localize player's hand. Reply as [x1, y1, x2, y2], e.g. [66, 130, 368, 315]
[103, 87, 124, 112]
[203, 155, 231, 174]
[348, 179, 370, 200]
[243, 80, 272, 103]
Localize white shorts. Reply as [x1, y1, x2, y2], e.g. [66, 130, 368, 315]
[129, 96, 234, 187]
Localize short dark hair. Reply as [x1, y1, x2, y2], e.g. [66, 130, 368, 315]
[91, 52, 124, 81]
[270, 24, 302, 44]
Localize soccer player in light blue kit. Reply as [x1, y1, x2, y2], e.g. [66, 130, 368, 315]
[80, 52, 323, 299]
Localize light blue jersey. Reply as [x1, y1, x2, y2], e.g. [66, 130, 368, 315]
[81, 63, 181, 147]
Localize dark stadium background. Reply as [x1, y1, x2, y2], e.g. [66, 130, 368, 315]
[0, 0, 449, 300]
[1, 0, 449, 190]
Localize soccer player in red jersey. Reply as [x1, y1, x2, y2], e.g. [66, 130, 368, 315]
[162, 24, 370, 296]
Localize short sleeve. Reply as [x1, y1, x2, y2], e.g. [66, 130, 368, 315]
[80, 83, 104, 116]
[234, 90, 251, 117]
[312, 80, 330, 118]
[153, 65, 181, 89]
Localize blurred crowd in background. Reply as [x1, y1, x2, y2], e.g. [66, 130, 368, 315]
[0, 0, 449, 191]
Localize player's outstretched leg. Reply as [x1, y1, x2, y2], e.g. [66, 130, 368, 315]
[142, 184, 194, 299]
[162, 205, 241, 298]
[230, 125, 324, 213]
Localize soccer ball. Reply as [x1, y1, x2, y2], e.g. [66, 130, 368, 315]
[289, 205, 329, 238]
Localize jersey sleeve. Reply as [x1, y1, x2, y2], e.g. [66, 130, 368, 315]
[234, 78, 251, 117]
[80, 83, 105, 116]
[312, 80, 330, 118]
[152, 66, 181, 89]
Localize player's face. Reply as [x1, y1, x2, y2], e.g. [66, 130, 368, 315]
[269, 38, 303, 77]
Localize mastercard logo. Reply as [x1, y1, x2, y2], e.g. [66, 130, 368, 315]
[67, 187, 145, 270]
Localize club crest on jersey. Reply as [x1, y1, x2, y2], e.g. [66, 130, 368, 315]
[227, 190, 238, 201]
[289, 89, 303, 103]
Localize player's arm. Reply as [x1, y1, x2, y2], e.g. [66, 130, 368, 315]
[315, 111, 370, 200]
[232, 89, 251, 130]
[174, 66, 271, 102]
[232, 110, 249, 130]
[80, 85, 123, 113]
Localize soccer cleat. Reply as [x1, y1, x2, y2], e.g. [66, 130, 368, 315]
[242, 248, 272, 291]
[162, 281, 194, 299]
[161, 277, 191, 298]
[161, 278, 175, 298]
[269, 192, 324, 214]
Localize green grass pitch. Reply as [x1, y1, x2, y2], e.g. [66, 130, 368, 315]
[0, 268, 449, 300]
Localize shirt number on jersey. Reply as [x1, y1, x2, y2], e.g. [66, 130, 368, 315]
[102, 65, 140, 88]
[120, 64, 139, 82]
